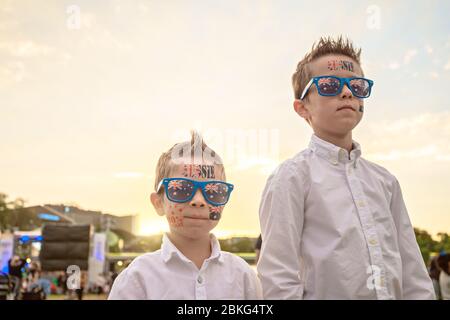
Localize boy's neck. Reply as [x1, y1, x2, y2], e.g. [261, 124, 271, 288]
[314, 130, 354, 154]
[167, 232, 212, 270]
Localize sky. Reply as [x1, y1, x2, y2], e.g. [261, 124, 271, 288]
[1, 0, 449, 238]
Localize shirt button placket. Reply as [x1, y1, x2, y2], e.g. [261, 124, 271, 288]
[339, 149, 347, 161]
[347, 164, 353, 175]
[350, 176, 390, 299]
[195, 274, 206, 300]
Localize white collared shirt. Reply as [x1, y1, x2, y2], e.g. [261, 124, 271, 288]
[108, 233, 262, 300]
[257, 134, 435, 300]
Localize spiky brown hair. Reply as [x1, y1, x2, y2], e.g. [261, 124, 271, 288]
[153, 131, 225, 192]
[292, 36, 363, 100]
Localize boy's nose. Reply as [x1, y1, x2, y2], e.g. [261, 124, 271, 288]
[189, 189, 206, 208]
[340, 83, 354, 99]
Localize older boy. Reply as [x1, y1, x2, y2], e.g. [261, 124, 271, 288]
[257, 36, 435, 300]
[109, 132, 262, 299]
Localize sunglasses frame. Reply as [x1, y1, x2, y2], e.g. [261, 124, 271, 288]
[156, 177, 234, 206]
[300, 75, 374, 100]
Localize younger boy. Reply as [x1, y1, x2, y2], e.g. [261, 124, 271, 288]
[257, 36, 435, 300]
[109, 132, 262, 299]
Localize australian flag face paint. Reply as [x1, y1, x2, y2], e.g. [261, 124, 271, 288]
[209, 205, 223, 221]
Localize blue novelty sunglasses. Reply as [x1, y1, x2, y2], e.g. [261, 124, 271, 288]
[300, 76, 374, 100]
[156, 178, 234, 206]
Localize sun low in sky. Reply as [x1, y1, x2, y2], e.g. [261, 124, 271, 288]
[1, 0, 449, 237]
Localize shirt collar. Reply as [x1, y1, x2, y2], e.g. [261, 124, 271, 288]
[308, 133, 362, 168]
[161, 233, 224, 264]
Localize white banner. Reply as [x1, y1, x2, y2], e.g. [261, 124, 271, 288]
[88, 233, 106, 288]
[0, 233, 14, 273]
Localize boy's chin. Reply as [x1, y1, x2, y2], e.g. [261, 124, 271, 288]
[318, 122, 359, 135]
[185, 223, 218, 234]
[169, 225, 216, 237]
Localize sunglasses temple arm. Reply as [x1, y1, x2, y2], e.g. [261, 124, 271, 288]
[300, 78, 314, 100]
[156, 179, 164, 193]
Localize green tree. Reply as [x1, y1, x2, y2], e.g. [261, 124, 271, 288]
[0, 193, 30, 231]
[219, 237, 258, 253]
[436, 232, 450, 253]
[414, 227, 438, 264]
[0, 193, 12, 232]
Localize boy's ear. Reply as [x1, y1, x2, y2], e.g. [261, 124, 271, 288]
[150, 192, 165, 216]
[293, 99, 312, 126]
[293, 99, 309, 119]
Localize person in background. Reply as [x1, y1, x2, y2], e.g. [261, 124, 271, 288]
[255, 234, 262, 265]
[437, 254, 450, 300]
[57, 271, 67, 295]
[7, 255, 25, 299]
[429, 255, 441, 299]
[75, 271, 87, 300]
[0, 271, 13, 300]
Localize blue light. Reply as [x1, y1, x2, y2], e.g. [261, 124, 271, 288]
[94, 241, 104, 262]
[20, 236, 30, 243]
[1, 265, 8, 274]
[35, 236, 43, 241]
[38, 213, 61, 221]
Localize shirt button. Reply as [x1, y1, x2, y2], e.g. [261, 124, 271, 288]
[348, 167, 353, 174]
[369, 239, 378, 246]
[197, 276, 203, 284]
[357, 200, 365, 207]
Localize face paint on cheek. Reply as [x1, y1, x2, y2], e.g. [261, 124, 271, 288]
[168, 214, 184, 227]
[208, 205, 223, 221]
[167, 205, 184, 227]
[183, 164, 215, 179]
[327, 60, 354, 72]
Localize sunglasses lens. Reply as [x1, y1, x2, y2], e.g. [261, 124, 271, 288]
[203, 182, 230, 205]
[317, 77, 341, 95]
[349, 78, 371, 98]
[166, 179, 194, 202]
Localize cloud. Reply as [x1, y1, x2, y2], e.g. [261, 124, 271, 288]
[79, 12, 97, 29]
[363, 111, 450, 161]
[230, 156, 280, 176]
[445, 59, 450, 71]
[113, 172, 145, 179]
[0, 61, 26, 83]
[367, 145, 438, 161]
[386, 48, 418, 70]
[429, 71, 439, 79]
[0, 40, 72, 84]
[0, 0, 13, 14]
[387, 62, 400, 70]
[0, 40, 54, 58]
[403, 49, 417, 64]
